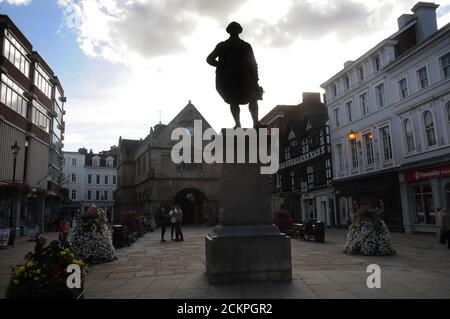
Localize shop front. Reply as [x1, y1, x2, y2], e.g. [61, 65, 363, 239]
[400, 163, 450, 234]
[334, 171, 404, 232]
[301, 188, 335, 227]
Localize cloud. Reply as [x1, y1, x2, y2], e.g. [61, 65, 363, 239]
[58, 0, 245, 62]
[247, 0, 394, 47]
[59, 0, 401, 62]
[0, 0, 32, 5]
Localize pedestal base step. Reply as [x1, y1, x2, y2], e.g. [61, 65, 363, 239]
[205, 232, 292, 285]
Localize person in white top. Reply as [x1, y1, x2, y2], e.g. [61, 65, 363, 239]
[169, 207, 177, 241]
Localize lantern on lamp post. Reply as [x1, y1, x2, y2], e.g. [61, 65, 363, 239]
[348, 130, 357, 141]
[11, 141, 21, 183]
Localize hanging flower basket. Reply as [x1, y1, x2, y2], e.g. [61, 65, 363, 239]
[0, 182, 32, 202]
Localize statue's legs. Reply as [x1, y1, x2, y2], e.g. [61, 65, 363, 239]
[230, 104, 241, 128]
[249, 101, 262, 128]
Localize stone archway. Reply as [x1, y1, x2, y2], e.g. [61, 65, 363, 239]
[173, 188, 207, 224]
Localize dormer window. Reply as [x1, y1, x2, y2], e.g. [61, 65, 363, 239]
[93, 156, 100, 167]
[106, 157, 114, 168]
[288, 129, 296, 140]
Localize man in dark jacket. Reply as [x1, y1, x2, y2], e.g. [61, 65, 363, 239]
[207, 21, 264, 129]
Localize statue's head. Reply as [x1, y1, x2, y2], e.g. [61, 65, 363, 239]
[226, 21, 243, 36]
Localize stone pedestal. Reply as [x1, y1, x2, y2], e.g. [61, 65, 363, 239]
[205, 129, 292, 285]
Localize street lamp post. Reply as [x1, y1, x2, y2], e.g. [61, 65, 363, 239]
[11, 141, 20, 182]
[9, 141, 21, 231]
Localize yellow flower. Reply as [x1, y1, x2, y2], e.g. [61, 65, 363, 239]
[64, 248, 70, 253]
[60, 251, 66, 256]
[17, 266, 26, 274]
[26, 262, 33, 268]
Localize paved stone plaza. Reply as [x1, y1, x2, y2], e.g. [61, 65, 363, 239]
[1, 226, 450, 299]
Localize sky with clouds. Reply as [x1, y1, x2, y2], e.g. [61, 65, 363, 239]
[1, 0, 449, 152]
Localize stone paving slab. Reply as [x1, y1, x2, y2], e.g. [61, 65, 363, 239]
[1, 226, 450, 299]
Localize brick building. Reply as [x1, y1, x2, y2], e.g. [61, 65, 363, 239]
[0, 15, 66, 235]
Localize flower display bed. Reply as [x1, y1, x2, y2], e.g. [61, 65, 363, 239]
[71, 207, 116, 264]
[5, 237, 87, 299]
[344, 207, 396, 256]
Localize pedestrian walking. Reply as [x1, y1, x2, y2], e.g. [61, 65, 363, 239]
[175, 205, 184, 242]
[58, 220, 69, 242]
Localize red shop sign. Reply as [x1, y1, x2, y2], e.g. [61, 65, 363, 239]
[405, 165, 450, 183]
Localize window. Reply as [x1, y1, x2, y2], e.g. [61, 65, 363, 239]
[105, 175, 109, 185]
[373, 55, 381, 71]
[290, 171, 295, 190]
[398, 78, 408, 99]
[104, 191, 108, 200]
[72, 159, 76, 166]
[87, 190, 91, 200]
[88, 174, 92, 184]
[332, 84, 337, 97]
[284, 146, 291, 160]
[71, 190, 76, 200]
[379, 126, 393, 161]
[113, 175, 117, 185]
[96, 175, 101, 184]
[307, 165, 314, 185]
[32, 100, 50, 133]
[275, 173, 281, 188]
[93, 158, 100, 167]
[447, 103, 450, 122]
[107, 159, 114, 167]
[96, 191, 100, 201]
[3, 29, 30, 77]
[414, 184, 435, 225]
[417, 66, 429, 89]
[440, 53, 450, 78]
[34, 64, 53, 99]
[344, 75, 350, 90]
[0, 74, 28, 118]
[333, 108, 340, 128]
[375, 83, 386, 108]
[349, 140, 359, 169]
[71, 173, 76, 182]
[359, 93, 369, 116]
[423, 111, 437, 147]
[345, 101, 353, 122]
[336, 144, 344, 174]
[113, 191, 116, 201]
[403, 119, 415, 153]
[359, 66, 364, 81]
[363, 133, 374, 166]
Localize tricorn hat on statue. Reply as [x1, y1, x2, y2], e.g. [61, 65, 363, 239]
[226, 21, 243, 35]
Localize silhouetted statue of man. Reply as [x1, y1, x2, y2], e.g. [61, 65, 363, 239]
[207, 22, 264, 129]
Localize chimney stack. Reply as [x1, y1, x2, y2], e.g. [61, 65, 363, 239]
[302, 92, 321, 105]
[412, 2, 439, 43]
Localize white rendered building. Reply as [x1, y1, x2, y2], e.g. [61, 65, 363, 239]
[63, 148, 117, 221]
[321, 2, 450, 233]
